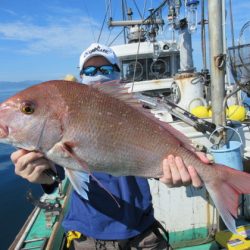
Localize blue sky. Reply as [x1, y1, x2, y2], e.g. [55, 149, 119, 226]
[0, 0, 249, 82]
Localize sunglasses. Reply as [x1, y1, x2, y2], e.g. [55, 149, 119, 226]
[80, 64, 120, 76]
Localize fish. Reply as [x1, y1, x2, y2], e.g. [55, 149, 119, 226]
[0, 79, 250, 234]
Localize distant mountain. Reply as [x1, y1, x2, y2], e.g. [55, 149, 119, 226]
[0, 80, 41, 85]
[0, 80, 43, 102]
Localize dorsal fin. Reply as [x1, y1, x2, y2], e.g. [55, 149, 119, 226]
[90, 80, 141, 107]
[91, 81, 195, 152]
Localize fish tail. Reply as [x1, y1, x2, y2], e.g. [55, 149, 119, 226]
[205, 164, 250, 234]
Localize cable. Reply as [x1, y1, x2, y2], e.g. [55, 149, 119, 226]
[132, 0, 144, 19]
[108, 29, 124, 46]
[83, 0, 96, 41]
[97, 2, 111, 43]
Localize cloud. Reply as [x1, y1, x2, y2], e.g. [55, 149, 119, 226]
[0, 8, 17, 16]
[0, 15, 116, 55]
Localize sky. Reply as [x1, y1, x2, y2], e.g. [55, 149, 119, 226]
[0, 0, 249, 82]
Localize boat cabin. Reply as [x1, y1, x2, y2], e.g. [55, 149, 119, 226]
[112, 41, 180, 93]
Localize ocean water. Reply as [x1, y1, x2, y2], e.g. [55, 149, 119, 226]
[0, 82, 43, 249]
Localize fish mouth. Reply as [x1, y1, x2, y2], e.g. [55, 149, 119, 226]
[0, 125, 8, 138]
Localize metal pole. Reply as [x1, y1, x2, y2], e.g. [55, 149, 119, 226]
[121, 0, 127, 44]
[178, 19, 194, 72]
[109, 19, 164, 27]
[201, 0, 207, 70]
[208, 0, 226, 126]
[222, 0, 231, 88]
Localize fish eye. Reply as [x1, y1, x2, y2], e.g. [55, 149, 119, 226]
[20, 102, 35, 115]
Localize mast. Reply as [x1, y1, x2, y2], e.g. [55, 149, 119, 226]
[208, 0, 226, 126]
[121, 0, 127, 44]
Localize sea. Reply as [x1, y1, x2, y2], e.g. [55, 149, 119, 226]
[0, 81, 43, 250]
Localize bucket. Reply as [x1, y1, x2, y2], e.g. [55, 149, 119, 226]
[226, 121, 245, 156]
[209, 126, 243, 171]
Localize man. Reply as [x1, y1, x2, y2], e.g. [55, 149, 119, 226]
[12, 43, 206, 250]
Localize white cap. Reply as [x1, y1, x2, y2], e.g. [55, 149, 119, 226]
[79, 43, 120, 70]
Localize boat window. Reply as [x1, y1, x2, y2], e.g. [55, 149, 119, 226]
[149, 58, 170, 79]
[121, 54, 180, 82]
[122, 60, 145, 81]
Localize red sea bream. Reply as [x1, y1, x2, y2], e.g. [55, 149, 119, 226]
[0, 80, 250, 234]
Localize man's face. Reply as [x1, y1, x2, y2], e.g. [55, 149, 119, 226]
[80, 56, 111, 79]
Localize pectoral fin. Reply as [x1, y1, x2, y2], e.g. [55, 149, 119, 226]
[61, 142, 90, 173]
[65, 168, 90, 200]
[61, 142, 120, 207]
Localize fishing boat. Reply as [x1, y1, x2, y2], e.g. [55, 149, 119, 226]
[8, 0, 250, 249]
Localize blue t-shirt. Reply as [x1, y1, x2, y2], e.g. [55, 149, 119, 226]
[62, 172, 155, 240]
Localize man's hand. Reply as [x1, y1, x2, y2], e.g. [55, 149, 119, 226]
[11, 149, 56, 185]
[160, 152, 210, 188]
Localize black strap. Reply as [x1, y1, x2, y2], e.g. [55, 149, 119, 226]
[153, 221, 170, 246]
[117, 239, 130, 250]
